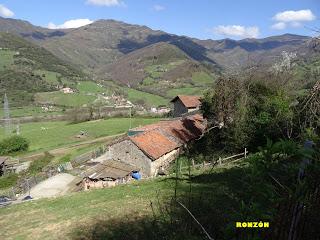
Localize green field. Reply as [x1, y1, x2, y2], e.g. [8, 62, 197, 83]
[0, 176, 175, 240]
[126, 88, 168, 107]
[33, 70, 73, 85]
[0, 106, 62, 118]
[166, 87, 204, 98]
[76, 81, 106, 94]
[0, 118, 160, 152]
[0, 49, 15, 70]
[192, 72, 215, 85]
[34, 91, 97, 107]
[0, 164, 244, 240]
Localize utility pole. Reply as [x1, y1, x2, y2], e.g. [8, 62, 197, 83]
[16, 121, 20, 135]
[129, 106, 132, 130]
[3, 93, 11, 136]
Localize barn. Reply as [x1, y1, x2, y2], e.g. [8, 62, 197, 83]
[109, 114, 206, 177]
[170, 95, 201, 117]
[79, 159, 139, 191]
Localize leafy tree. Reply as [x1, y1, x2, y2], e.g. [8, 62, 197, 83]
[0, 135, 29, 154]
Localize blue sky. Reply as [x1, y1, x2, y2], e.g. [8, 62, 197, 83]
[0, 0, 319, 39]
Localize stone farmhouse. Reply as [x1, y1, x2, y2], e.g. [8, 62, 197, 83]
[77, 96, 206, 189]
[171, 95, 201, 117]
[108, 113, 206, 177]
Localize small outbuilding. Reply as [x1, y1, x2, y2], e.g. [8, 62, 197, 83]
[170, 95, 201, 117]
[79, 159, 139, 191]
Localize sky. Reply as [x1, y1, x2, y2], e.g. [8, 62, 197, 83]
[0, 0, 319, 40]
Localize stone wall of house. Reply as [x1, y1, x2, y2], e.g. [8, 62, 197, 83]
[110, 140, 152, 176]
[173, 99, 188, 117]
[151, 148, 180, 176]
[83, 179, 117, 191]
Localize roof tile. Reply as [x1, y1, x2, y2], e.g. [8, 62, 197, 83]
[171, 95, 201, 108]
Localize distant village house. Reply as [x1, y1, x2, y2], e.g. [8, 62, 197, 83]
[171, 95, 201, 117]
[60, 87, 74, 94]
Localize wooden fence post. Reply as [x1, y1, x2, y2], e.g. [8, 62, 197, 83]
[219, 157, 222, 166]
[244, 148, 247, 158]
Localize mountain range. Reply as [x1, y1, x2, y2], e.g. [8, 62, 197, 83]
[0, 16, 318, 107]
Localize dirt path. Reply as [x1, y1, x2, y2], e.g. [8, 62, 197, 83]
[19, 173, 80, 199]
[20, 133, 126, 161]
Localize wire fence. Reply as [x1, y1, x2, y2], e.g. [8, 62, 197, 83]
[180, 148, 248, 171]
[70, 146, 108, 167]
[0, 169, 58, 200]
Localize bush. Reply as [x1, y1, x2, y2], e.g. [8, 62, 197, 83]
[0, 135, 29, 155]
[28, 152, 54, 175]
[0, 173, 19, 189]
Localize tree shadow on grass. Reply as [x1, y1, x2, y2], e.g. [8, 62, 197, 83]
[70, 166, 270, 240]
[70, 215, 196, 240]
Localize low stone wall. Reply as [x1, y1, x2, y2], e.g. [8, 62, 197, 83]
[151, 148, 180, 176]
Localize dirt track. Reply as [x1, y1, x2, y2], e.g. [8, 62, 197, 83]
[20, 133, 125, 162]
[19, 173, 80, 199]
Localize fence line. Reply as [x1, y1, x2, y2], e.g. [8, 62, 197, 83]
[181, 148, 248, 171]
[70, 134, 127, 167]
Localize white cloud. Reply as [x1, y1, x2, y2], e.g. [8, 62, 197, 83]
[153, 4, 165, 11]
[0, 4, 14, 17]
[271, 22, 286, 30]
[47, 19, 93, 29]
[213, 25, 259, 38]
[86, 0, 124, 7]
[271, 9, 316, 30]
[273, 9, 316, 22]
[290, 21, 302, 28]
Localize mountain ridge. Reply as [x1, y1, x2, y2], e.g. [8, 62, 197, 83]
[0, 17, 318, 108]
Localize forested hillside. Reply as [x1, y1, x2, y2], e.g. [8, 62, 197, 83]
[0, 33, 86, 106]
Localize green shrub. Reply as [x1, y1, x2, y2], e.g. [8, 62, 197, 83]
[0, 173, 18, 189]
[28, 152, 53, 175]
[0, 135, 29, 155]
[57, 154, 71, 164]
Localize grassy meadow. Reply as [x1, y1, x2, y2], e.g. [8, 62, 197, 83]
[0, 163, 247, 240]
[0, 118, 160, 153]
[0, 106, 62, 118]
[0, 49, 15, 70]
[0, 176, 175, 240]
[126, 88, 169, 107]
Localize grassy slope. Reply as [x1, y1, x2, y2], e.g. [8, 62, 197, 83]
[0, 118, 159, 152]
[166, 87, 205, 98]
[34, 91, 97, 107]
[0, 177, 175, 240]
[106, 42, 216, 104]
[0, 49, 14, 70]
[0, 164, 244, 240]
[0, 106, 62, 118]
[126, 87, 168, 107]
[0, 33, 85, 107]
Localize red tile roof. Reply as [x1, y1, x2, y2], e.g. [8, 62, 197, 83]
[130, 114, 207, 160]
[161, 115, 206, 143]
[171, 95, 201, 108]
[130, 129, 180, 160]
